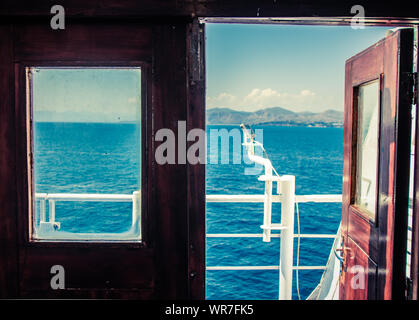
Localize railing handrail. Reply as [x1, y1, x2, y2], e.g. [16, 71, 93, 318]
[206, 194, 342, 203]
[206, 233, 336, 238]
[205, 191, 341, 296]
[34, 191, 341, 297]
[34, 191, 141, 239]
[206, 266, 327, 271]
[34, 192, 340, 240]
[36, 192, 342, 203]
[35, 192, 134, 202]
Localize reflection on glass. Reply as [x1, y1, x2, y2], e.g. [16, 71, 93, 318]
[30, 67, 142, 241]
[354, 80, 380, 221]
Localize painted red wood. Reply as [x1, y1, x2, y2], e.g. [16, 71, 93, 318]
[341, 237, 377, 299]
[340, 29, 413, 300]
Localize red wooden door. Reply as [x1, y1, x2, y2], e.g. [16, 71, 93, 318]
[340, 28, 414, 300]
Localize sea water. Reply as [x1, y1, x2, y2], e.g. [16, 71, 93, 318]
[34, 122, 343, 300]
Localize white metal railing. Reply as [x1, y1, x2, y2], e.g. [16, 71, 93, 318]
[34, 191, 140, 240]
[34, 122, 341, 298]
[34, 191, 341, 297]
[235, 124, 342, 299]
[206, 194, 341, 203]
[206, 266, 328, 271]
[35, 191, 340, 242]
[205, 193, 341, 280]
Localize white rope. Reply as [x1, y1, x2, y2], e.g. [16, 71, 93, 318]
[296, 200, 301, 300]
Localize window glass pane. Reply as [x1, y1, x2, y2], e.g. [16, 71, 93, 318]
[354, 80, 380, 221]
[30, 67, 141, 241]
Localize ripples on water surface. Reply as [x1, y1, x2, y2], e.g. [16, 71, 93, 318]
[34, 123, 343, 300]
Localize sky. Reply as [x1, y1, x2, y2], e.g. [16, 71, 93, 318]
[206, 24, 393, 113]
[33, 68, 141, 123]
[32, 24, 394, 122]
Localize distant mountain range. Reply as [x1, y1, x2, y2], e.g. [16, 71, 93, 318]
[207, 106, 343, 127]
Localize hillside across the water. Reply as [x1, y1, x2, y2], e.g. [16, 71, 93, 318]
[207, 106, 343, 127]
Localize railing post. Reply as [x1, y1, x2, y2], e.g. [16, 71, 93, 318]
[132, 191, 140, 231]
[40, 199, 46, 222]
[49, 199, 55, 223]
[279, 175, 295, 300]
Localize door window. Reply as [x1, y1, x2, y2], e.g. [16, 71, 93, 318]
[353, 79, 380, 221]
[29, 67, 142, 241]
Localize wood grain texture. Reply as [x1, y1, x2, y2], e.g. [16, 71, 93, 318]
[12, 24, 158, 298]
[6, 22, 205, 299]
[0, 25, 19, 298]
[186, 20, 206, 299]
[341, 236, 377, 300]
[13, 24, 152, 62]
[0, 0, 418, 19]
[340, 29, 413, 300]
[151, 24, 189, 299]
[19, 247, 154, 291]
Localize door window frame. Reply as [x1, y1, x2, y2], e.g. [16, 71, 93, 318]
[16, 60, 151, 247]
[350, 76, 383, 225]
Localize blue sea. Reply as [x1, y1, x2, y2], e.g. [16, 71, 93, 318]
[34, 122, 343, 300]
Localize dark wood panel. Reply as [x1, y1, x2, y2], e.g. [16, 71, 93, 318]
[186, 20, 206, 300]
[20, 288, 154, 299]
[9, 22, 204, 299]
[13, 24, 152, 62]
[19, 248, 154, 291]
[195, 0, 419, 19]
[12, 59, 157, 297]
[151, 24, 189, 299]
[14, 62, 31, 249]
[0, 0, 192, 18]
[141, 63, 154, 249]
[0, 0, 418, 19]
[0, 25, 19, 298]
